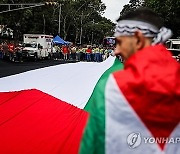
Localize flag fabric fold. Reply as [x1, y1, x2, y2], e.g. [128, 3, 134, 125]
[0, 89, 88, 154]
[0, 57, 123, 153]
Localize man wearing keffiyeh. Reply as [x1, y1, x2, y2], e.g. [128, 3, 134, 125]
[79, 7, 180, 154]
[114, 7, 173, 59]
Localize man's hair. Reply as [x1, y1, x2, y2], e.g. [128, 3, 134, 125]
[117, 7, 163, 29]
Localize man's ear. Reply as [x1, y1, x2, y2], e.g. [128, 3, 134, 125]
[134, 31, 145, 50]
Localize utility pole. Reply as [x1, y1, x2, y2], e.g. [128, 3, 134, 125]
[91, 19, 94, 45]
[43, 14, 46, 34]
[80, 11, 83, 45]
[58, 4, 62, 36]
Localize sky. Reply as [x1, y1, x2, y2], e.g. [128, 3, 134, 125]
[102, 0, 130, 23]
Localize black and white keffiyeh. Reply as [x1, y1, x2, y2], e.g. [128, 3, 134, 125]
[114, 20, 172, 45]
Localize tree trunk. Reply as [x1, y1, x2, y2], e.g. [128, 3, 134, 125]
[75, 28, 79, 44]
[63, 18, 67, 40]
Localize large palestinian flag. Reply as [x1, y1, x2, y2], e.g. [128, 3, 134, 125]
[0, 56, 117, 108]
[0, 56, 123, 153]
[80, 45, 180, 154]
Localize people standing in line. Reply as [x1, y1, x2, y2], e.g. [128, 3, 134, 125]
[52, 44, 59, 60]
[99, 47, 104, 62]
[103, 47, 108, 61]
[91, 46, 96, 62]
[82, 46, 87, 61]
[76, 47, 81, 61]
[71, 45, 77, 61]
[79, 46, 84, 61]
[94, 46, 100, 62]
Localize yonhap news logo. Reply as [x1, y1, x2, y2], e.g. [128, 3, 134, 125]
[127, 132, 142, 148]
[127, 132, 180, 149]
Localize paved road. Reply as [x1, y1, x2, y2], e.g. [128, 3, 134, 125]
[0, 59, 77, 78]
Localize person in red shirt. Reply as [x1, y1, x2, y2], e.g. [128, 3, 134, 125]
[86, 46, 92, 62]
[8, 43, 15, 53]
[62, 45, 68, 60]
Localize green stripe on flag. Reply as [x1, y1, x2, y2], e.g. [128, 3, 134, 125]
[84, 58, 123, 111]
[79, 58, 123, 154]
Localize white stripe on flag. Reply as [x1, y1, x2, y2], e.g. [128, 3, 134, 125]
[164, 123, 180, 154]
[0, 56, 115, 108]
[105, 75, 162, 154]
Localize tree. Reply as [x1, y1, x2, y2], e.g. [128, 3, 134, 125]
[120, 0, 180, 38]
[144, 0, 180, 38]
[0, 0, 115, 44]
[120, 0, 144, 16]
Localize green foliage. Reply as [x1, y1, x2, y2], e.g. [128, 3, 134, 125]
[120, 0, 144, 16]
[144, 0, 180, 38]
[120, 0, 180, 38]
[0, 0, 115, 44]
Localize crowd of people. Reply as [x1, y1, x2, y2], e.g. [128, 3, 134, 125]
[52, 44, 115, 62]
[0, 40, 179, 63]
[0, 40, 116, 62]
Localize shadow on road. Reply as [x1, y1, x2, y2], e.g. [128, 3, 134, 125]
[0, 59, 78, 78]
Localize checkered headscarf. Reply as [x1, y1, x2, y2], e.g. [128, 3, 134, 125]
[114, 20, 172, 45]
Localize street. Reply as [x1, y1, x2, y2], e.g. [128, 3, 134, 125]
[0, 59, 77, 78]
